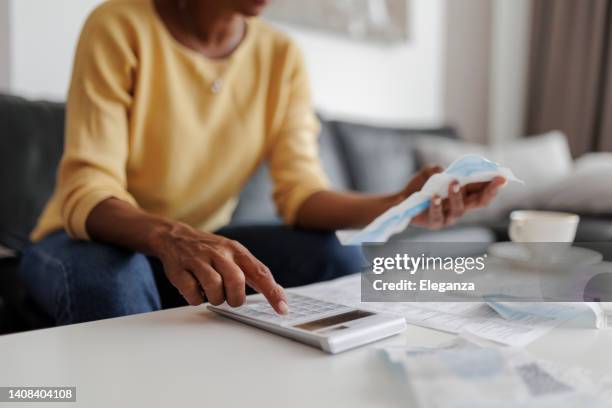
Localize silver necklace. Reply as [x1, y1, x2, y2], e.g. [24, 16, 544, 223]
[176, 0, 244, 95]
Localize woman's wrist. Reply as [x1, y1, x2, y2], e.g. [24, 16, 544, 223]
[398, 184, 419, 201]
[389, 190, 408, 207]
[364, 192, 405, 224]
[145, 218, 183, 258]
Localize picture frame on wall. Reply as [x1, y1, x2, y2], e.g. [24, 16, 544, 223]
[264, 0, 410, 43]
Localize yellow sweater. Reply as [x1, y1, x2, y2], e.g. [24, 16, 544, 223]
[32, 0, 329, 241]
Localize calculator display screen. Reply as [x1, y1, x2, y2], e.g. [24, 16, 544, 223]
[293, 310, 374, 332]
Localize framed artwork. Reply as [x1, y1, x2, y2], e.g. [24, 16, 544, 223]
[264, 0, 410, 43]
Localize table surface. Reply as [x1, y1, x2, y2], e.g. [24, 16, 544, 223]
[1, 298, 611, 408]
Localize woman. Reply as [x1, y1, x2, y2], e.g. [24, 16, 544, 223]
[20, 0, 504, 324]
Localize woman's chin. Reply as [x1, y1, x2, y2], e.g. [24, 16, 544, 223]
[238, 0, 270, 16]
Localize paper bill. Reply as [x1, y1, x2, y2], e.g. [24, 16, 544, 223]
[295, 274, 595, 346]
[379, 337, 612, 408]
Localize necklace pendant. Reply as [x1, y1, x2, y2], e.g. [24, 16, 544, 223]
[211, 78, 223, 94]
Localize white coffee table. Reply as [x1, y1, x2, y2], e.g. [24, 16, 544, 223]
[1, 298, 611, 408]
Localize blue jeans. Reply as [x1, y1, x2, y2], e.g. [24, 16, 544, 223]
[19, 226, 364, 325]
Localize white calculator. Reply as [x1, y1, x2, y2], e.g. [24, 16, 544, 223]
[208, 293, 406, 354]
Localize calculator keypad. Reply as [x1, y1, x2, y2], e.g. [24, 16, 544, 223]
[220, 293, 353, 326]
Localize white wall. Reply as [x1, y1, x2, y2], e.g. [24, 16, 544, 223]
[276, 0, 447, 126]
[6, 0, 102, 100]
[443, 0, 531, 143]
[489, 0, 531, 142]
[443, 0, 493, 143]
[0, 0, 10, 89]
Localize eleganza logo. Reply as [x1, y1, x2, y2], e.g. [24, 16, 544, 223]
[371, 279, 476, 293]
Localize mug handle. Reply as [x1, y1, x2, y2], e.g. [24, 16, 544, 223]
[509, 220, 525, 242]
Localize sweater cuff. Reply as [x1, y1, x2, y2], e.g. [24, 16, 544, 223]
[281, 183, 329, 226]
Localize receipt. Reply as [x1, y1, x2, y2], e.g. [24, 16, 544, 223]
[379, 337, 612, 408]
[486, 298, 604, 329]
[295, 274, 586, 346]
[337, 155, 523, 245]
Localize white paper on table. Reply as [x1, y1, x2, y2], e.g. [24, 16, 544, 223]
[378, 337, 612, 408]
[294, 274, 596, 346]
[486, 299, 604, 329]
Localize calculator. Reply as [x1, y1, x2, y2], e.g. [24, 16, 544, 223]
[208, 293, 406, 354]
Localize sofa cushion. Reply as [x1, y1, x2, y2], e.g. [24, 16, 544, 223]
[0, 94, 65, 251]
[536, 153, 612, 216]
[230, 118, 351, 225]
[333, 122, 458, 194]
[230, 164, 280, 225]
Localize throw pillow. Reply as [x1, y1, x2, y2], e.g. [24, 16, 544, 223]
[414, 131, 573, 223]
[537, 153, 612, 215]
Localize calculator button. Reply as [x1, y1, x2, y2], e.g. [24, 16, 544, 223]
[218, 293, 353, 326]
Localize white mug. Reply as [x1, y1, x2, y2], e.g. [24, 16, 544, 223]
[509, 210, 580, 261]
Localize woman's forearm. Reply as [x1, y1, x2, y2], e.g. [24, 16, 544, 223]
[294, 166, 447, 231]
[295, 173, 507, 232]
[295, 190, 402, 230]
[85, 197, 175, 256]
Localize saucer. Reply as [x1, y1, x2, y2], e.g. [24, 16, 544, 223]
[488, 242, 603, 269]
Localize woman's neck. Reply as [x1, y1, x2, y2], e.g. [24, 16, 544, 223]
[155, 0, 247, 59]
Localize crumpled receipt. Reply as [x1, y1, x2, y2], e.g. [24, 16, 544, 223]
[337, 155, 523, 245]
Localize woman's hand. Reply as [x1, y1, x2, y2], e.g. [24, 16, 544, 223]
[400, 166, 506, 230]
[150, 222, 288, 313]
[295, 166, 505, 232]
[86, 198, 288, 314]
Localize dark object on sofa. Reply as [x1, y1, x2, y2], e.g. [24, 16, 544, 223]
[0, 95, 65, 251]
[0, 95, 66, 333]
[0, 257, 49, 333]
[1, 93, 610, 334]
